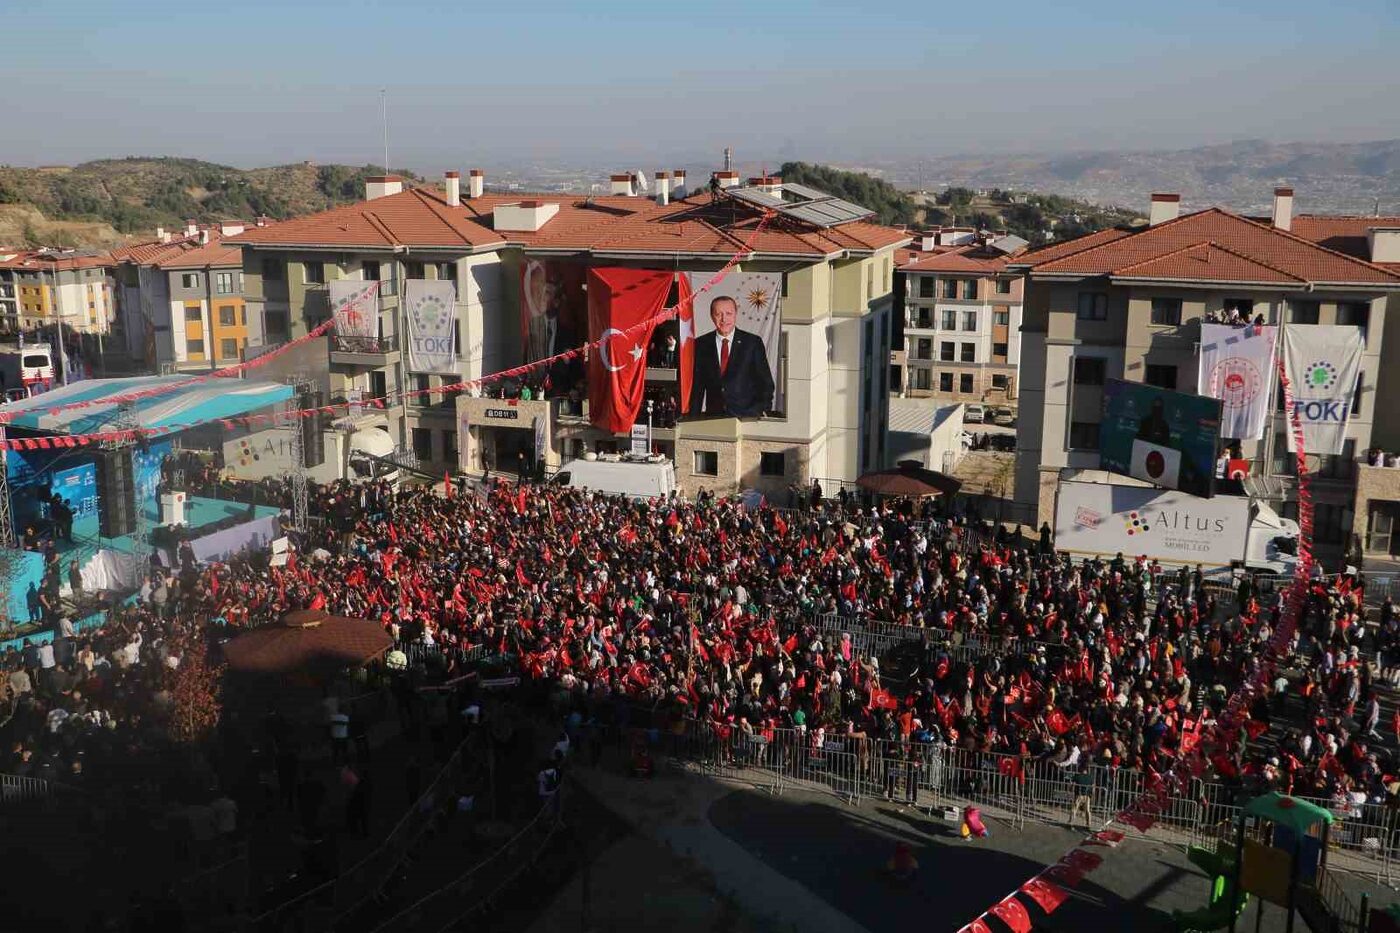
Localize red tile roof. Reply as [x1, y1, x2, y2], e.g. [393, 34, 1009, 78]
[900, 243, 1016, 274]
[1287, 215, 1400, 261]
[229, 185, 909, 260]
[0, 250, 114, 272]
[110, 235, 202, 266]
[1014, 209, 1400, 286]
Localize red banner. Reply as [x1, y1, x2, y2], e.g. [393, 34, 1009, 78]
[586, 268, 672, 434]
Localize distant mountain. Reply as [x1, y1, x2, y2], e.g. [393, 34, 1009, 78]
[865, 139, 1400, 215]
[0, 157, 422, 248]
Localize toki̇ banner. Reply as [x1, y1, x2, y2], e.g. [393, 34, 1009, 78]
[404, 279, 459, 373]
[328, 280, 380, 340]
[1283, 324, 1364, 454]
[678, 270, 780, 418]
[1197, 323, 1277, 441]
[586, 268, 672, 434]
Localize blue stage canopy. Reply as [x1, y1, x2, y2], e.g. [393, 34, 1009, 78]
[1, 376, 295, 436]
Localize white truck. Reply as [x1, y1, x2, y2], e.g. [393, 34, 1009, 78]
[550, 455, 676, 500]
[1053, 480, 1299, 577]
[222, 425, 401, 487]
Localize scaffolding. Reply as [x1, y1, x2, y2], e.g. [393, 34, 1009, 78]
[109, 402, 151, 573]
[284, 375, 315, 532]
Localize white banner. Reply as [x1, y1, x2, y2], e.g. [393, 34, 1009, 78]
[1283, 324, 1364, 454]
[1054, 481, 1250, 568]
[328, 280, 380, 339]
[1198, 323, 1277, 441]
[405, 279, 459, 373]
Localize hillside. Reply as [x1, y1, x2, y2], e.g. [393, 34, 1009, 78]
[858, 139, 1400, 215]
[0, 158, 422, 248]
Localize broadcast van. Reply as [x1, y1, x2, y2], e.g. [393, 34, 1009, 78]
[551, 455, 676, 500]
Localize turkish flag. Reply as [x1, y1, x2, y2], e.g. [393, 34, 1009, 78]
[677, 274, 696, 413]
[587, 268, 672, 433]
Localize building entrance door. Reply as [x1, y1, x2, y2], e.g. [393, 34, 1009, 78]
[1367, 502, 1398, 556]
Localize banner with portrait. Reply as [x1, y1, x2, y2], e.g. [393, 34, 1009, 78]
[1197, 323, 1277, 441]
[1283, 324, 1365, 454]
[328, 280, 380, 340]
[678, 271, 781, 419]
[520, 258, 587, 390]
[404, 279, 458, 374]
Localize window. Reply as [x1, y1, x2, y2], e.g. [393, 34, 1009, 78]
[994, 310, 1010, 326]
[184, 305, 202, 323]
[1337, 302, 1369, 329]
[991, 374, 1008, 389]
[443, 431, 458, 465]
[1076, 292, 1107, 321]
[215, 271, 235, 295]
[780, 274, 789, 299]
[1318, 439, 1357, 480]
[217, 305, 236, 327]
[1150, 298, 1182, 326]
[995, 278, 1012, 295]
[959, 373, 974, 393]
[940, 341, 955, 362]
[1289, 300, 1319, 324]
[939, 372, 953, 392]
[264, 310, 288, 339]
[1069, 421, 1101, 450]
[413, 373, 430, 397]
[962, 311, 977, 331]
[240, 307, 247, 326]
[362, 261, 381, 281]
[960, 342, 975, 363]
[1313, 503, 1350, 545]
[1223, 298, 1252, 318]
[940, 309, 956, 330]
[303, 262, 325, 285]
[912, 309, 932, 329]
[1073, 357, 1106, 386]
[960, 280, 975, 300]
[404, 261, 425, 280]
[992, 342, 1008, 360]
[181, 273, 200, 289]
[1144, 364, 1177, 390]
[912, 368, 932, 390]
[262, 258, 284, 281]
[186, 338, 204, 357]
[942, 279, 957, 299]
[412, 428, 433, 461]
[866, 264, 874, 300]
[760, 452, 786, 476]
[219, 338, 238, 360]
[693, 450, 718, 476]
[916, 338, 932, 360]
[918, 277, 934, 298]
[436, 262, 457, 283]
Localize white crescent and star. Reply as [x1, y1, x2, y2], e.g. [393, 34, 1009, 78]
[597, 328, 642, 373]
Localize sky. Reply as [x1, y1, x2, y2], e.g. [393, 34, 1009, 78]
[3, 0, 1398, 172]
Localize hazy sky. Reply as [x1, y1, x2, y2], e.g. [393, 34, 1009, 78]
[4, 0, 1398, 172]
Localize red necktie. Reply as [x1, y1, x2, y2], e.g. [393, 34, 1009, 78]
[720, 337, 730, 375]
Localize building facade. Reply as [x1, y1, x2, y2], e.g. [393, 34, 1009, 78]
[1010, 189, 1400, 566]
[0, 250, 115, 336]
[229, 171, 908, 497]
[893, 233, 1026, 407]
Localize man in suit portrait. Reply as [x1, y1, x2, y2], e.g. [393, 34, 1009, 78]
[689, 295, 774, 417]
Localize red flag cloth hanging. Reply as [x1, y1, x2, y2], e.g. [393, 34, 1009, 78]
[586, 268, 672, 432]
[1020, 878, 1069, 914]
[676, 273, 696, 414]
[957, 920, 995, 933]
[989, 897, 1032, 933]
[444, 472, 453, 498]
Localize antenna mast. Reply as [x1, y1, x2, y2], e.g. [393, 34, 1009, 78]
[381, 88, 389, 172]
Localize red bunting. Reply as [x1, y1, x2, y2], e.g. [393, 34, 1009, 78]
[1020, 878, 1069, 913]
[989, 896, 1032, 933]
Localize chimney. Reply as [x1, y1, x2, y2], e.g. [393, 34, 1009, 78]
[256, 215, 270, 227]
[749, 175, 784, 199]
[445, 171, 461, 207]
[1149, 193, 1180, 226]
[1368, 227, 1400, 264]
[219, 221, 245, 236]
[364, 175, 404, 200]
[655, 171, 670, 206]
[1272, 187, 1294, 232]
[185, 219, 198, 237]
[610, 174, 635, 196]
[672, 170, 687, 199]
[468, 169, 484, 199]
[156, 226, 168, 244]
[198, 227, 210, 245]
[920, 233, 937, 252]
[715, 171, 740, 190]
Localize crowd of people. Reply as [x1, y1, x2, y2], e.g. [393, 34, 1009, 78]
[3, 474, 1398, 828]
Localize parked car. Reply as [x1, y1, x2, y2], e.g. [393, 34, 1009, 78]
[991, 407, 1016, 427]
[963, 404, 985, 424]
[988, 434, 1016, 452]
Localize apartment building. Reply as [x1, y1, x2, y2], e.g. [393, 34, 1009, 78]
[1010, 189, 1400, 566]
[228, 170, 908, 497]
[893, 232, 1027, 406]
[0, 254, 19, 330]
[0, 249, 115, 335]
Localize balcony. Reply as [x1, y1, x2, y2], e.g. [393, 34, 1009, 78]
[330, 333, 401, 367]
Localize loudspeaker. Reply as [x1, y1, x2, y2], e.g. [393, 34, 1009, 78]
[95, 448, 136, 538]
[298, 390, 326, 469]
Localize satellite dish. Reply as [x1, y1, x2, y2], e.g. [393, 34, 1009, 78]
[633, 170, 649, 192]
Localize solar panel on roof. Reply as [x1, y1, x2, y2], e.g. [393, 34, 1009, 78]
[727, 187, 786, 209]
[725, 183, 875, 228]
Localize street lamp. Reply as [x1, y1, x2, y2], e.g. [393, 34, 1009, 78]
[646, 399, 654, 454]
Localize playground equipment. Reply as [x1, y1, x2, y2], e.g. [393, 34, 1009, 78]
[1173, 846, 1248, 932]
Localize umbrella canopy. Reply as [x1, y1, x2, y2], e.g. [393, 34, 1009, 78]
[856, 460, 962, 499]
[221, 609, 392, 675]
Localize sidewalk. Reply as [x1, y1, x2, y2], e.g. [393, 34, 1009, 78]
[571, 755, 872, 933]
